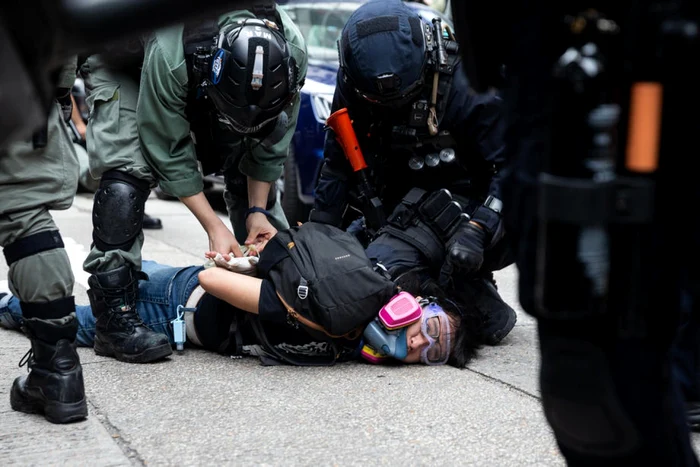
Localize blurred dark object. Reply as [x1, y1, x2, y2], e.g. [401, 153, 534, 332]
[449, 0, 509, 92]
[0, 0, 259, 150]
[452, 0, 700, 464]
[142, 213, 163, 230]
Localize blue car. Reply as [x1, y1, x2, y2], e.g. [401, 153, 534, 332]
[276, 0, 454, 224]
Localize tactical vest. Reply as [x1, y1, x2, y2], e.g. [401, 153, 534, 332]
[363, 40, 475, 211]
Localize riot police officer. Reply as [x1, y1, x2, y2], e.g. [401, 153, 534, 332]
[310, 0, 515, 346]
[80, 2, 307, 363]
[0, 58, 87, 423]
[451, 1, 700, 465]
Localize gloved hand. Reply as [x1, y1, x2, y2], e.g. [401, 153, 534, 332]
[439, 221, 487, 286]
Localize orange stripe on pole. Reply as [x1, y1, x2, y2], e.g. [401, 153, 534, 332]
[625, 82, 663, 173]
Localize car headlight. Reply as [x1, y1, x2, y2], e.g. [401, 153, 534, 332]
[310, 93, 334, 123]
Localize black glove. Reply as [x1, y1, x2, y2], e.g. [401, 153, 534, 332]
[440, 221, 487, 286]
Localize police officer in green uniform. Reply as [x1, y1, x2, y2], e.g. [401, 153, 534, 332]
[80, 3, 307, 364]
[0, 58, 88, 424]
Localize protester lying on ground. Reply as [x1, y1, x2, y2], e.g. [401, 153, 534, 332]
[1, 224, 482, 367]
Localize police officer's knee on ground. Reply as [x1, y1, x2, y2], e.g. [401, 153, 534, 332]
[309, 0, 515, 345]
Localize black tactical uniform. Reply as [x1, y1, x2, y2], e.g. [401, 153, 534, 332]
[311, 0, 515, 345]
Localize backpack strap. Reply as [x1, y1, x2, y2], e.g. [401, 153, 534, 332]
[276, 291, 364, 341]
[217, 313, 243, 356]
[248, 316, 339, 366]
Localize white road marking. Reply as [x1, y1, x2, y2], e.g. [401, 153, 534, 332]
[63, 237, 91, 289]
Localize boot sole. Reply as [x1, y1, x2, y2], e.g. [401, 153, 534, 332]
[485, 307, 517, 346]
[94, 341, 173, 364]
[10, 391, 88, 424]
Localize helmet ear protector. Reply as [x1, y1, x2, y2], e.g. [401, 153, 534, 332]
[360, 292, 422, 363]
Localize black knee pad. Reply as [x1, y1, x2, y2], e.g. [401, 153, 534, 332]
[92, 170, 150, 252]
[538, 327, 641, 457]
[3, 230, 65, 266]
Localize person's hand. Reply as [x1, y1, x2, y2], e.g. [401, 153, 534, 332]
[439, 221, 486, 286]
[76, 122, 87, 141]
[208, 225, 243, 260]
[245, 213, 277, 252]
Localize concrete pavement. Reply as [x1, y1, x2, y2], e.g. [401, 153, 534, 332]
[0, 193, 697, 466]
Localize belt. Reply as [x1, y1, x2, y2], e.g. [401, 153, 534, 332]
[183, 285, 206, 347]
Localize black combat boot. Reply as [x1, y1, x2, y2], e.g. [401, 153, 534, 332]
[87, 265, 172, 363]
[458, 273, 517, 345]
[10, 312, 88, 424]
[142, 213, 163, 230]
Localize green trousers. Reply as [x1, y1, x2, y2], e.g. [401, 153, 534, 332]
[0, 103, 79, 303]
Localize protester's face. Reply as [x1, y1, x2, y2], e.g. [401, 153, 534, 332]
[399, 311, 452, 364]
[402, 318, 429, 363]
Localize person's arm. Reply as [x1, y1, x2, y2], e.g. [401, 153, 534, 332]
[70, 94, 86, 140]
[242, 11, 308, 244]
[138, 29, 241, 257]
[180, 193, 242, 258]
[197, 267, 263, 314]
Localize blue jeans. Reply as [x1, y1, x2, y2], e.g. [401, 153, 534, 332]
[0, 260, 204, 347]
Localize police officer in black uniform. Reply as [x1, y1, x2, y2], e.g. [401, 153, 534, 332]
[452, 0, 700, 465]
[310, 0, 516, 346]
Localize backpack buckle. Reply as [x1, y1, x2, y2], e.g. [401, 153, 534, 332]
[297, 278, 309, 300]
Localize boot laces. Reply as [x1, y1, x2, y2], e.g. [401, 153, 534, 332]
[18, 348, 33, 370]
[106, 306, 146, 329]
[101, 277, 147, 329]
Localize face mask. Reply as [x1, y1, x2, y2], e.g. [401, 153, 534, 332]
[360, 292, 451, 365]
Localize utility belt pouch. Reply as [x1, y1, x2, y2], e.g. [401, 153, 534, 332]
[418, 189, 452, 220]
[418, 189, 464, 241]
[432, 201, 464, 238]
[381, 188, 462, 269]
[386, 188, 428, 229]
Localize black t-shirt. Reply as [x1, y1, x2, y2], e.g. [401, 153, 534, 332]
[193, 279, 360, 361]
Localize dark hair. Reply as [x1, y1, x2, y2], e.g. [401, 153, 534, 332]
[393, 269, 483, 367]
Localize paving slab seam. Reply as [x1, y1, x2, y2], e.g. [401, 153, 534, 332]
[88, 400, 148, 466]
[464, 367, 541, 400]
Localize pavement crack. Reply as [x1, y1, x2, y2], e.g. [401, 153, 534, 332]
[88, 399, 147, 466]
[465, 367, 541, 400]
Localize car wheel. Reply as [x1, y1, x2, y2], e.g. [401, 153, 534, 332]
[282, 146, 311, 225]
[154, 186, 178, 201]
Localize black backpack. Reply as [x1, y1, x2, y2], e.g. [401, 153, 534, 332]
[254, 222, 397, 364]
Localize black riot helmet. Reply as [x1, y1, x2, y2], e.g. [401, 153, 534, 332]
[338, 0, 430, 108]
[202, 18, 299, 134]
